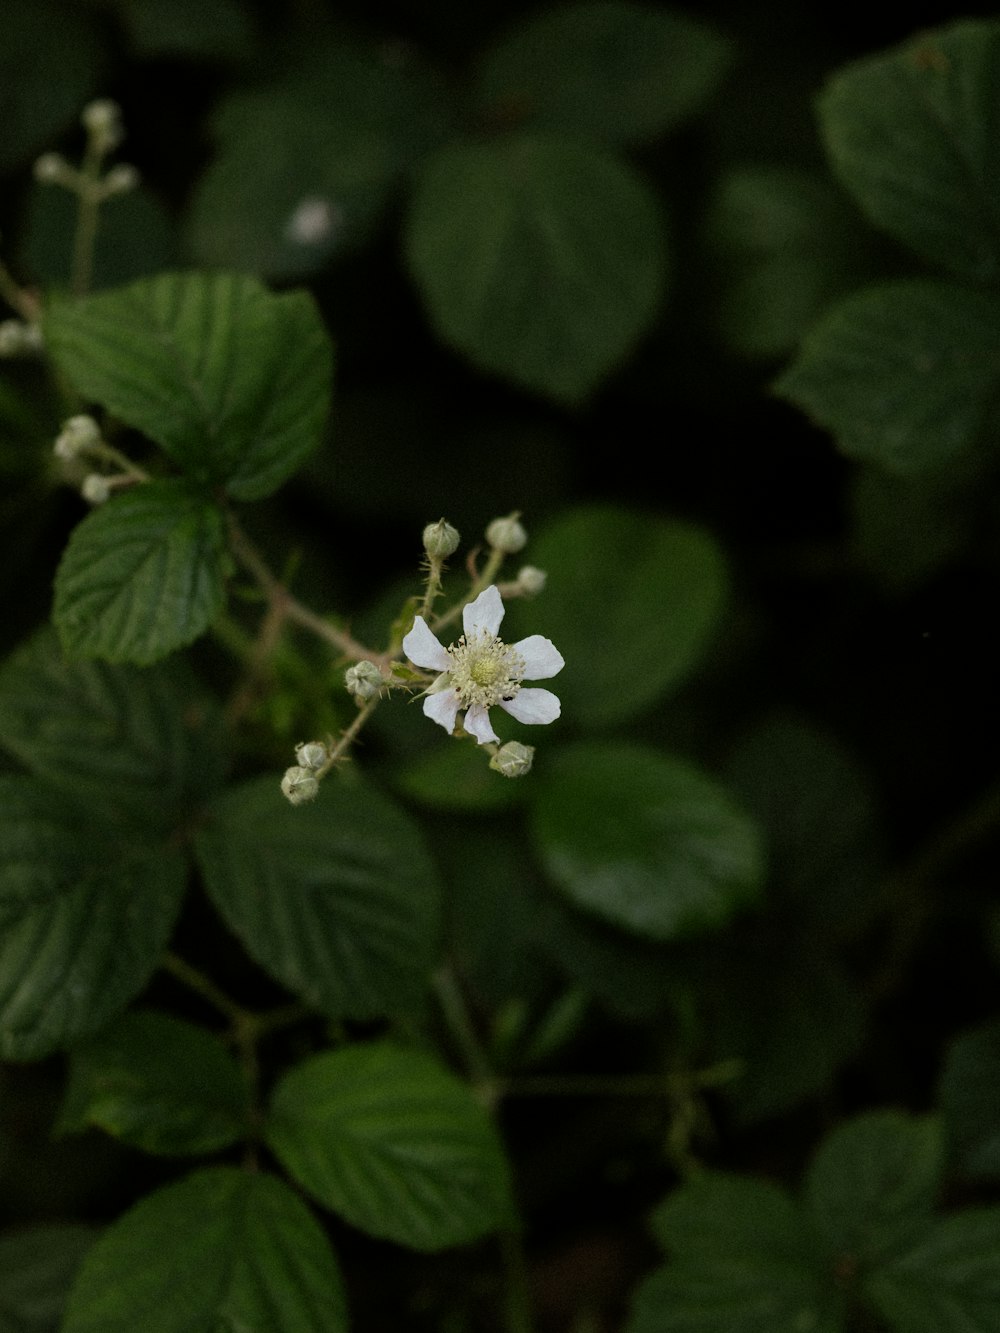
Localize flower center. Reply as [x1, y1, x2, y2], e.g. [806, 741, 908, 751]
[448, 630, 525, 709]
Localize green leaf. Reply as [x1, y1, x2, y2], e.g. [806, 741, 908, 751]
[186, 42, 452, 279]
[0, 627, 225, 833]
[774, 280, 1000, 477]
[475, 2, 731, 146]
[804, 1111, 943, 1268]
[850, 466, 969, 591]
[405, 133, 667, 402]
[194, 775, 441, 1019]
[705, 941, 866, 1126]
[52, 480, 228, 666]
[0, 1, 106, 173]
[725, 716, 883, 936]
[938, 1019, 1000, 1180]
[0, 778, 186, 1060]
[266, 1042, 513, 1250]
[61, 1167, 348, 1333]
[708, 166, 874, 361]
[0, 1225, 96, 1333]
[820, 20, 1000, 281]
[120, 0, 256, 61]
[864, 1207, 1000, 1333]
[58, 1010, 249, 1156]
[506, 505, 728, 728]
[530, 742, 763, 940]
[45, 271, 333, 500]
[629, 1174, 844, 1333]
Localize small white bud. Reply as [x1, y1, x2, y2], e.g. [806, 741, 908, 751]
[295, 741, 328, 770]
[422, 518, 460, 559]
[81, 473, 111, 505]
[486, 514, 527, 554]
[55, 415, 101, 459]
[516, 565, 547, 595]
[490, 741, 535, 778]
[345, 660, 383, 702]
[33, 152, 71, 185]
[281, 765, 320, 805]
[0, 320, 41, 357]
[103, 163, 140, 195]
[0, 321, 23, 355]
[82, 99, 123, 152]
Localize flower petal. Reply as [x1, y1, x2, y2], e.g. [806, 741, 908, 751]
[403, 616, 452, 671]
[423, 688, 461, 733]
[500, 688, 561, 726]
[463, 585, 504, 639]
[512, 634, 564, 681]
[464, 703, 499, 745]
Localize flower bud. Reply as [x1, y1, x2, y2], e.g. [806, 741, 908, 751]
[33, 152, 72, 185]
[82, 99, 123, 152]
[295, 741, 328, 770]
[516, 565, 547, 595]
[281, 765, 319, 805]
[345, 659, 382, 702]
[0, 320, 41, 357]
[486, 514, 527, 554]
[55, 414, 101, 460]
[423, 518, 460, 559]
[81, 474, 111, 505]
[489, 741, 535, 778]
[104, 163, 140, 195]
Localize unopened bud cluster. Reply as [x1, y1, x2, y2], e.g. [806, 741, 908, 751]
[516, 565, 546, 595]
[486, 513, 527, 554]
[345, 660, 382, 703]
[489, 741, 535, 778]
[0, 319, 43, 358]
[54, 415, 102, 461]
[423, 518, 460, 559]
[33, 101, 139, 202]
[281, 766, 319, 805]
[295, 741, 328, 770]
[82, 99, 123, 155]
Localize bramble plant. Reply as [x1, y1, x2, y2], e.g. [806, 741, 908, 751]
[2, 4, 1000, 1332]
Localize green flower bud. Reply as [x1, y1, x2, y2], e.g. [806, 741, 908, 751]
[82, 99, 123, 153]
[486, 514, 527, 554]
[423, 518, 460, 559]
[81, 473, 111, 505]
[104, 163, 140, 195]
[55, 414, 101, 460]
[281, 765, 319, 805]
[33, 152, 72, 185]
[0, 320, 41, 357]
[489, 741, 535, 778]
[516, 565, 547, 595]
[345, 659, 382, 702]
[295, 741, 328, 770]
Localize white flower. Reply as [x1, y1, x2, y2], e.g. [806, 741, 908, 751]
[402, 585, 564, 745]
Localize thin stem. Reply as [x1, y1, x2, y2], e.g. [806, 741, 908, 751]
[161, 951, 246, 1026]
[871, 777, 1000, 1000]
[226, 513, 384, 665]
[314, 696, 380, 778]
[499, 1228, 535, 1333]
[224, 591, 291, 727]
[0, 259, 39, 322]
[89, 439, 150, 481]
[419, 555, 445, 620]
[431, 966, 498, 1103]
[71, 140, 104, 296]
